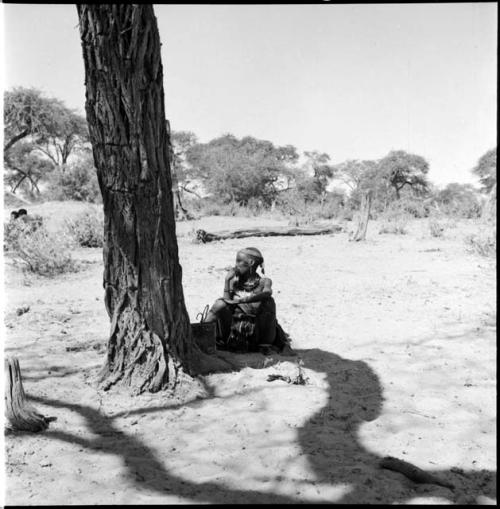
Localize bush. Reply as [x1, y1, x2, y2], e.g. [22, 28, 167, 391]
[65, 208, 104, 248]
[45, 157, 101, 203]
[378, 202, 410, 235]
[378, 219, 408, 235]
[6, 222, 78, 276]
[464, 229, 496, 257]
[429, 219, 446, 238]
[4, 215, 44, 252]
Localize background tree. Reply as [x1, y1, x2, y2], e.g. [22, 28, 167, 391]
[4, 87, 89, 194]
[186, 134, 299, 206]
[171, 130, 199, 197]
[337, 159, 391, 214]
[4, 141, 54, 194]
[46, 152, 101, 203]
[435, 183, 482, 218]
[298, 151, 335, 203]
[77, 4, 206, 393]
[378, 150, 430, 199]
[35, 109, 89, 167]
[4, 87, 59, 153]
[472, 147, 496, 194]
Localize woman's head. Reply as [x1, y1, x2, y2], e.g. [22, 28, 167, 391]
[235, 247, 265, 275]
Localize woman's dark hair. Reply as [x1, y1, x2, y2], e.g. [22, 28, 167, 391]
[17, 208, 28, 216]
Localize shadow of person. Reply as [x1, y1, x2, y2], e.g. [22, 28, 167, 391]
[19, 346, 495, 504]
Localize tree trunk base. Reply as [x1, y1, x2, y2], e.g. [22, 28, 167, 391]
[5, 357, 51, 432]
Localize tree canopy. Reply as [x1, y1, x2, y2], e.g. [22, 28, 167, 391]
[377, 150, 430, 199]
[4, 87, 89, 194]
[472, 147, 496, 193]
[186, 134, 299, 205]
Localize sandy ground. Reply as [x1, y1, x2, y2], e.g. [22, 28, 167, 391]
[3, 205, 497, 505]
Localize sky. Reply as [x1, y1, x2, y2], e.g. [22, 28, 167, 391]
[2, 3, 497, 187]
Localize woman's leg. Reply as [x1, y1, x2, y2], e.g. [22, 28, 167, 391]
[205, 299, 233, 344]
[255, 298, 277, 347]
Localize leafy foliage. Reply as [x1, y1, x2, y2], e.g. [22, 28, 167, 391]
[296, 151, 335, 202]
[5, 219, 77, 276]
[4, 87, 89, 195]
[186, 134, 299, 205]
[4, 141, 55, 194]
[65, 208, 104, 247]
[378, 150, 430, 199]
[472, 148, 496, 194]
[46, 154, 101, 203]
[434, 183, 482, 218]
[464, 227, 496, 257]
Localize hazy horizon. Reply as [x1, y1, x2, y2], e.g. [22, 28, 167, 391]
[3, 3, 497, 188]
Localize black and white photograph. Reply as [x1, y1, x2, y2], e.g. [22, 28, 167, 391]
[2, 2, 497, 505]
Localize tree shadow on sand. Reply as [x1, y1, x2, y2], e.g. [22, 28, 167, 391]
[13, 347, 496, 504]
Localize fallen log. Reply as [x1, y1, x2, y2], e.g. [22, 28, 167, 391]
[5, 357, 51, 432]
[380, 456, 454, 490]
[196, 225, 342, 243]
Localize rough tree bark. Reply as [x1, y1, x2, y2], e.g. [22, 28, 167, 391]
[77, 5, 204, 393]
[350, 190, 372, 242]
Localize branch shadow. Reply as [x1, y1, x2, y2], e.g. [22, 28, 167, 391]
[14, 346, 495, 504]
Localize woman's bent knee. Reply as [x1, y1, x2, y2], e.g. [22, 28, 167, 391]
[210, 299, 228, 314]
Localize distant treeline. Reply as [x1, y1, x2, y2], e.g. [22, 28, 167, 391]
[3, 87, 496, 220]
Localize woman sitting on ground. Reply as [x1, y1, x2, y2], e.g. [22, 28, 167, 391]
[203, 247, 293, 355]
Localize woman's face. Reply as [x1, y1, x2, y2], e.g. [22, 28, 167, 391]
[235, 252, 253, 275]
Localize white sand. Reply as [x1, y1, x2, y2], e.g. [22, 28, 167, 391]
[3, 210, 496, 504]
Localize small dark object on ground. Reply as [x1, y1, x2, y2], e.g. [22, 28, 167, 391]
[267, 373, 307, 385]
[380, 456, 455, 490]
[16, 306, 30, 316]
[267, 359, 308, 385]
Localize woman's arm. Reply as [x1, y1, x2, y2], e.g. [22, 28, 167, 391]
[239, 277, 273, 303]
[223, 268, 236, 299]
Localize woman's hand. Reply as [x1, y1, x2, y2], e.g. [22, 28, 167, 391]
[223, 296, 242, 305]
[225, 267, 237, 281]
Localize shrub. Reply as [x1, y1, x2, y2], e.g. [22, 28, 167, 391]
[428, 219, 446, 238]
[7, 223, 78, 276]
[45, 157, 101, 203]
[4, 215, 44, 252]
[65, 208, 104, 248]
[464, 229, 496, 257]
[378, 219, 408, 235]
[378, 202, 410, 235]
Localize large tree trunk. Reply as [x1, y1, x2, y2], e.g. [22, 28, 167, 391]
[77, 5, 200, 393]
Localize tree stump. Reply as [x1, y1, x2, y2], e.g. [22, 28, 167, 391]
[350, 190, 372, 242]
[5, 357, 50, 432]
